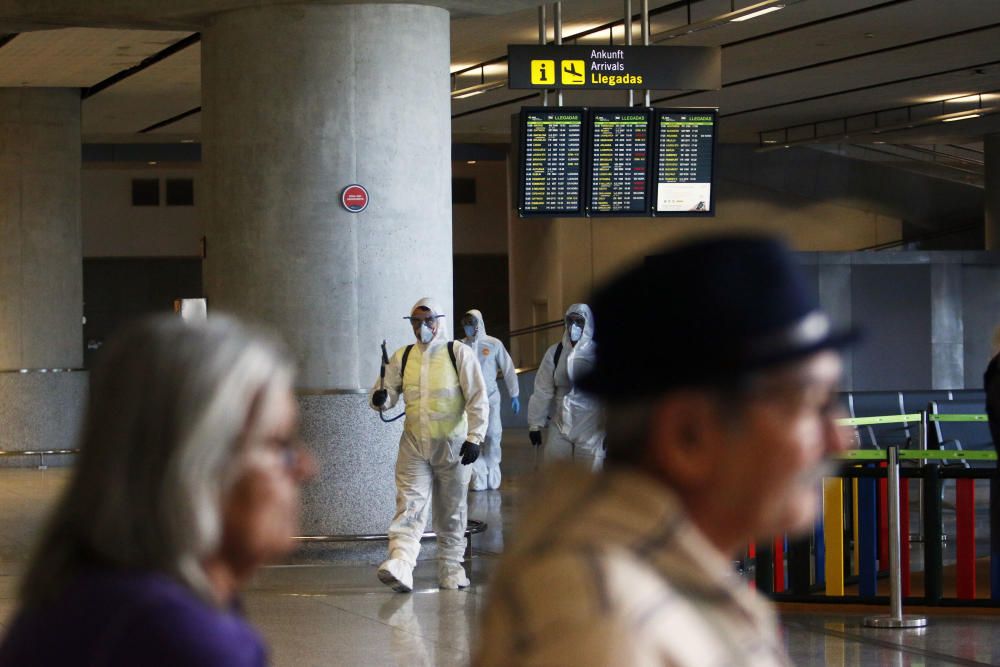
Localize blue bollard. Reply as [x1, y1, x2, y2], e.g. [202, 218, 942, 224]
[858, 472, 879, 598]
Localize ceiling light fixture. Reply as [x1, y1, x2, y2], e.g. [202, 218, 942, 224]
[451, 80, 507, 100]
[653, 0, 796, 42]
[731, 5, 785, 22]
[758, 88, 1000, 152]
[942, 113, 981, 123]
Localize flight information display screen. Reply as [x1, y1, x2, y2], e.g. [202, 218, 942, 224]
[587, 109, 651, 216]
[652, 109, 717, 216]
[518, 107, 586, 216]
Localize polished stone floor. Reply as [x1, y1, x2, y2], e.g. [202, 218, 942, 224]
[1, 431, 999, 666]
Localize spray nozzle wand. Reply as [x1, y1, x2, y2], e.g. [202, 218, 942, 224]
[377, 340, 404, 423]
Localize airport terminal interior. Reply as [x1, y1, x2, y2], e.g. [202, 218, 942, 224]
[3, 0, 1000, 665]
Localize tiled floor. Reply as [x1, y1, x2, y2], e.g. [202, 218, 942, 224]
[1, 432, 999, 666]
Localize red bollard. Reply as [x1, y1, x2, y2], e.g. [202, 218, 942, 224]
[956, 478, 976, 599]
[774, 536, 785, 593]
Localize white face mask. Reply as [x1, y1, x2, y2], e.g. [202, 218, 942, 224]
[419, 323, 435, 344]
[569, 323, 583, 343]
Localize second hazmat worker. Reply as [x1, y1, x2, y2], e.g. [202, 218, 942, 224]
[461, 309, 520, 491]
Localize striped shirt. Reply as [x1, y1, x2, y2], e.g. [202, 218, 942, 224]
[475, 465, 792, 667]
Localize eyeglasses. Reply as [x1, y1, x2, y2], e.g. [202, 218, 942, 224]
[565, 314, 586, 328]
[262, 436, 304, 471]
[405, 315, 442, 327]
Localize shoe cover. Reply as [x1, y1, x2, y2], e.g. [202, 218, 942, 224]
[377, 558, 414, 593]
[487, 466, 501, 490]
[438, 561, 470, 589]
[469, 471, 488, 492]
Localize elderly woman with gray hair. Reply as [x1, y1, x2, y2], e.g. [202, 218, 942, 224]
[0, 315, 315, 667]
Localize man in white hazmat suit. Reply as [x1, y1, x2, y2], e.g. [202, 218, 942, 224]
[370, 298, 489, 592]
[460, 309, 520, 491]
[528, 304, 605, 468]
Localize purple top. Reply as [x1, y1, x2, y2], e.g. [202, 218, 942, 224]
[0, 569, 267, 667]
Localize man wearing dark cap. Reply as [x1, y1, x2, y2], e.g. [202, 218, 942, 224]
[474, 235, 856, 667]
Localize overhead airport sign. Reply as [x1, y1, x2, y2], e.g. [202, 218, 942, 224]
[507, 44, 721, 91]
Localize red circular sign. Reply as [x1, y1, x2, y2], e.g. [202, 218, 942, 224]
[341, 184, 369, 212]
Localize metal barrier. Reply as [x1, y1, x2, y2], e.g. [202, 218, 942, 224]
[293, 519, 489, 561]
[0, 448, 79, 469]
[752, 411, 999, 613]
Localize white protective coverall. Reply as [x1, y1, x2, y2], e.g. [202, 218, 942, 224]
[527, 303, 605, 468]
[461, 309, 519, 491]
[370, 298, 489, 580]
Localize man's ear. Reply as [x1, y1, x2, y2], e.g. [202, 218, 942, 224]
[645, 392, 722, 491]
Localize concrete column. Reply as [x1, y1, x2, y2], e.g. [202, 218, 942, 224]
[0, 88, 86, 463]
[202, 4, 453, 535]
[986, 134, 1000, 250]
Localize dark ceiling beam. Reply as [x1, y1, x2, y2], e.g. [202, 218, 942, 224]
[651, 20, 1000, 106]
[945, 143, 983, 155]
[723, 0, 913, 48]
[453, 93, 539, 119]
[138, 106, 200, 133]
[82, 32, 200, 100]
[725, 57, 1000, 120]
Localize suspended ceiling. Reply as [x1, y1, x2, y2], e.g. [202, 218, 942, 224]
[0, 0, 996, 168]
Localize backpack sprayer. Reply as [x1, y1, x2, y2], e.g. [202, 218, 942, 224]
[378, 340, 405, 423]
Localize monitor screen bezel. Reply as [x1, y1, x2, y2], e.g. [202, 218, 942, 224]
[585, 107, 653, 218]
[651, 107, 718, 218]
[517, 106, 588, 218]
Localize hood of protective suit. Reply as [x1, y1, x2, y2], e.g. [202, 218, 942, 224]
[410, 297, 448, 345]
[562, 303, 595, 350]
[464, 309, 486, 342]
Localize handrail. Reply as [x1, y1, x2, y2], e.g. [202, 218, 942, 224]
[838, 449, 996, 461]
[855, 222, 979, 251]
[0, 448, 79, 470]
[836, 412, 988, 427]
[508, 320, 564, 338]
[838, 414, 921, 426]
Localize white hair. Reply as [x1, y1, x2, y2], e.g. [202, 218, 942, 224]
[20, 314, 294, 608]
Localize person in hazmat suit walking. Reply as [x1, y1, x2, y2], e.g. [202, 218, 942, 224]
[527, 304, 605, 469]
[461, 309, 520, 491]
[371, 298, 489, 592]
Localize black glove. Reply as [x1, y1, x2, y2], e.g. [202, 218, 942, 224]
[460, 441, 480, 465]
[372, 389, 388, 408]
[529, 429, 542, 447]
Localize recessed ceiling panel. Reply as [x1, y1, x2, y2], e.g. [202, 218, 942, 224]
[0, 27, 191, 86]
[83, 40, 200, 137]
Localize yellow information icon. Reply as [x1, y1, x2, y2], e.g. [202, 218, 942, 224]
[530, 60, 555, 85]
[560, 60, 586, 85]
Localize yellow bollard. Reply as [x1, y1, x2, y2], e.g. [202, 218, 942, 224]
[852, 476, 860, 577]
[824, 477, 845, 596]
